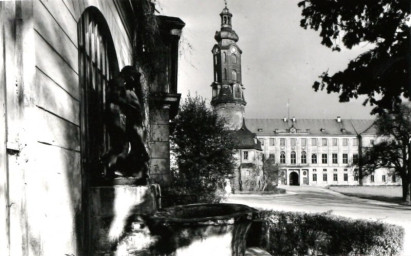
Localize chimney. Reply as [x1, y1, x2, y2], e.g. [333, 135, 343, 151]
[292, 116, 296, 122]
[283, 117, 287, 122]
[337, 116, 341, 123]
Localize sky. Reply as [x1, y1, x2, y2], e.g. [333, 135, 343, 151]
[157, 0, 374, 120]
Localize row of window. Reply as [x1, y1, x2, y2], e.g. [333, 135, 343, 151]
[215, 68, 239, 82]
[212, 84, 242, 99]
[311, 172, 392, 183]
[260, 138, 362, 147]
[312, 173, 349, 182]
[256, 152, 358, 164]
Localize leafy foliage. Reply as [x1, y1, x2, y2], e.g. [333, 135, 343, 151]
[250, 211, 404, 256]
[167, 95, 235, 204]
[298, 0, 410, 114]
[261, 155, 280, 191]
[359, 104, 411, 202]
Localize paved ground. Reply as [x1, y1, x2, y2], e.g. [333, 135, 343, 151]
[226, 186, 411, 255]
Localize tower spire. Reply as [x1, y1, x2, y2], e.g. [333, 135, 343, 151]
[210, 4, 246, 131]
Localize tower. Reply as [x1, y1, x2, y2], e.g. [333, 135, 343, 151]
[211, 4, 246, 131]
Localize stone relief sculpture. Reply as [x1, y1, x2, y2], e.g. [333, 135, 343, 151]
[101, 66, 149, 184]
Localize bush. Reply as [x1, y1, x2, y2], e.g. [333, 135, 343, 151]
[167, 95, 236, 205]
[248, 211, 404, 256]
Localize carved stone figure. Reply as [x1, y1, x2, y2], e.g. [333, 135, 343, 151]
[101, 66, 149, 184]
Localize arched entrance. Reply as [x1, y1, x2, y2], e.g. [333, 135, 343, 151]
[289, 172, 299, 186]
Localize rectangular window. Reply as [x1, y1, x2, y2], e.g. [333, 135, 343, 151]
[313, 174, 317, 181]
[332, 153, 338, 164]
[344, 169, 347, 172]
[301, 138, 307, 146]
[382, 175, 386, 182]
[332, 138, 338, 146]
[243, 151, 248, 160]
[322, 154, 327, 164]
[280, 152, 286, 164]
[322, 138, 328, 146]
[354, 168, 359, 181]
[342, 154, 348, 164]
[371, 175, 375, 183]
[291, 152, 296, 164]
[312, 138, 317, 146]
[291, 138, 296, 146]
[301, 152, 307, 164]
[353, 138, 358, 146]
[312, 154, 317, 164]
[343, 138, 348, 146]
[280, 138, 285, 146]
[353, 154, 359, 164]
[323, 173, 328, 181]
[269, 138, 275, 146]
[333, 169, 337, 172]
[333, 173, 338, 181]
[344, 173, 348, 181]
[313, 169, 317, 172]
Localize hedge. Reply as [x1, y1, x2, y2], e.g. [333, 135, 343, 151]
[247, 211, 404, 256]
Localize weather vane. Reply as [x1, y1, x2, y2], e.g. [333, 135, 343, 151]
[224, 0, 227, 8]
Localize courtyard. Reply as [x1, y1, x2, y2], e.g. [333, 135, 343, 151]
[226, 186, 411, 255]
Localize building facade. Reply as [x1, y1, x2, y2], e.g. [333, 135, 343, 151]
[245, 118, 401, 187]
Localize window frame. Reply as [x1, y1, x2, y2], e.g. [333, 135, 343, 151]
[280, 151, 286, 164]
[332, 153, 338, 164]
[301, 151, 307, 164]
[322, 153, 328, 164]
[291, 151, 296, 164]
[243, 151, 249, 160]
[342, 153, 348, 164]
[311, 154, 317, 164]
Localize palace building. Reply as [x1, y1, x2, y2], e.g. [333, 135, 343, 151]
[210, 5, 400, 191]
[246, 118, 400, 187]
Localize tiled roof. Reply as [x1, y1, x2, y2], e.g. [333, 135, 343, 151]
[230, 121, 262, 150]
[244, 118, 376, 136]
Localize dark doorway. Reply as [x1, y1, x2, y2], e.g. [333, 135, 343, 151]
[289, 172, 299, 186]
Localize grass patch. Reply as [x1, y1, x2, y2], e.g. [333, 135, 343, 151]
[248, 210, 404, 256]
[329, 185, 403, 204]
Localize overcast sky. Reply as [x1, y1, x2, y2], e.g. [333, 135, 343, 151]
[157, 0, 374, 120]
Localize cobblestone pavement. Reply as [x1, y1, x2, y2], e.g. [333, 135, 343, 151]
[226, 186, 411, 255]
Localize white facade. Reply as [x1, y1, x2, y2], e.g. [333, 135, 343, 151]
[246, 118, 401, 187]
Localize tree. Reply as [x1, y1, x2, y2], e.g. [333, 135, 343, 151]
[359, 104, 411, 203]
[168, 95, 236, 204]
[298, 0, 410, 114]
[261, 155, 280, 191]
